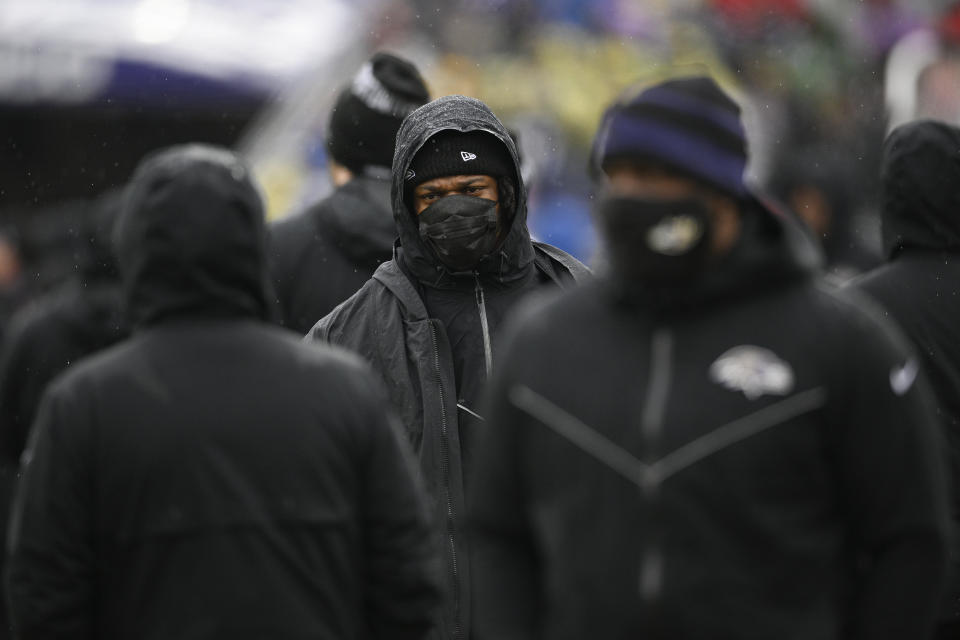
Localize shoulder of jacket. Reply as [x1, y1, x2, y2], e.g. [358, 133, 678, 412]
[371, 260, 430, 319]
[41, 337, 137, 400]
[309, 275, 395, 338]
[810, 280, 916, 356]
[532, 242, 592, 284]
[292, 331, 375, 376]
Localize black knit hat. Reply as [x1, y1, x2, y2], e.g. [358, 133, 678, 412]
[405, 129, 514, 189]
[326, 52, 429, 176]
[592, 76, 748, 199]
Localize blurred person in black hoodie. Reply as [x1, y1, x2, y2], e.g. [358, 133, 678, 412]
[269, 52, 430, 333]
[768, 145, 881, 284]
[0, 191, 128, 640]
[852, 119, 960, 640]
[0, 190, 129, 468]
[5, 145, 440, 639]
[468, 77, 949, 640]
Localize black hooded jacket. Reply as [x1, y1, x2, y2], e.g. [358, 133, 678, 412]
[5, 145, 440, 640]
[308, 95, 589, 640]
[0, 191, 128, 467]
[269, 176, 396, 333]
[0, 195, 128, 640]
[853, 119, 960, 624]
[469, 197, 949, 640]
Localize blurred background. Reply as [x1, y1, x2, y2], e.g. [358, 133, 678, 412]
[1, 0, 959, 328]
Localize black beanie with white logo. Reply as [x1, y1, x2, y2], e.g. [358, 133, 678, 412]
[405, 130, 514, 190]
[326, 52, 429, 176]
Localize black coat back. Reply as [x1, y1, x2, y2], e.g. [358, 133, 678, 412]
[5, 146, 440, 639]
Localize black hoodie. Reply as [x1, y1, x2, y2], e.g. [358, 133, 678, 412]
[0, 190, 128, 467]
[469, 193, 949, 639]
[268, 176, 396, 333]
[309, 95, 589, 640]
[853, 119, 960, 628]
[6, 145, 440, 639]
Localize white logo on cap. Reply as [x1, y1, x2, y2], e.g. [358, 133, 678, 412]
[461, 151, 477, 161]
[405, 169, 416, 180]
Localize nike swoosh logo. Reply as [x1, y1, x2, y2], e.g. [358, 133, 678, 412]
[890, 359, 919, 396]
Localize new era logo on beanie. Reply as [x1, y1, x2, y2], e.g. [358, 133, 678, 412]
[405, 130, 514, 188]
[592, 76, 748, 199]
[327, 52, 430, 176]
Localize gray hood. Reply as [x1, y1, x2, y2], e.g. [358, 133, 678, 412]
[390, 94, 534, 287]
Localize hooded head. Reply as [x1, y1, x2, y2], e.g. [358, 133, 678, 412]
[881, 119, 960, 258]
[115, 145, 271, 328]
[391, 95, 532, 286]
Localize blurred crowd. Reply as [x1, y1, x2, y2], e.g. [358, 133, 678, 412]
[6, 0, 960, 318]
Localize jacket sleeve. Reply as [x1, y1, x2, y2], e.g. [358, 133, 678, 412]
[468, 321, 542, 640]
[6, 383, 95, 640]
[359, 383, 441, 639]
[827, 295, 950, 640]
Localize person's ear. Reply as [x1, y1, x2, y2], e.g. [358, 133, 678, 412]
[328, 160, 354, 187]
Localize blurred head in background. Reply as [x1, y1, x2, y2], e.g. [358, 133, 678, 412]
[591, 76, 751, 288]
[325, 52, 430, 186]
[767, 145, 879, 281]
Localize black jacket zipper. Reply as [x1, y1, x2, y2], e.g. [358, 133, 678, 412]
[429, 322, 462, 639]
[639, 328, 673, 604]
[474, 273, 493, 378]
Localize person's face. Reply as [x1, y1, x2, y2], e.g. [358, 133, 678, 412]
[605, 163, 741, 256]
[412, 174, 499, 215]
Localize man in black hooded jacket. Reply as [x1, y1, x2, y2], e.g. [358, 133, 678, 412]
[269, 52, 430, 333]
[6, 145, 440, 639]
[307, 94, 589, 639]
[0, 191, 128, 640]
[0, 189, 128, 467]
[852, 119, 960, 639]
[468, 77, 949, 640]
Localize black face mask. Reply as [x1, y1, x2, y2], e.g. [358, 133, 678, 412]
[418, 194, 500, 273]
[595, 195, 713, 288]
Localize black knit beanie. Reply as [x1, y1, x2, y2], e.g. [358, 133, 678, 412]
[326, 52, 429, 176]
[592, 76, 748, 199]
[405, 129, 514, 190]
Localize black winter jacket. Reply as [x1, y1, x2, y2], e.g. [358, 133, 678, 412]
[853, 119, 960, 625]
[5, 146, 440, 640]
[0, 280, 126, 466]
[0, 190, 128, 466]
[269, 176, 395, 333]
[308, 95, 589, 640]
[469, 198, 950, 640]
